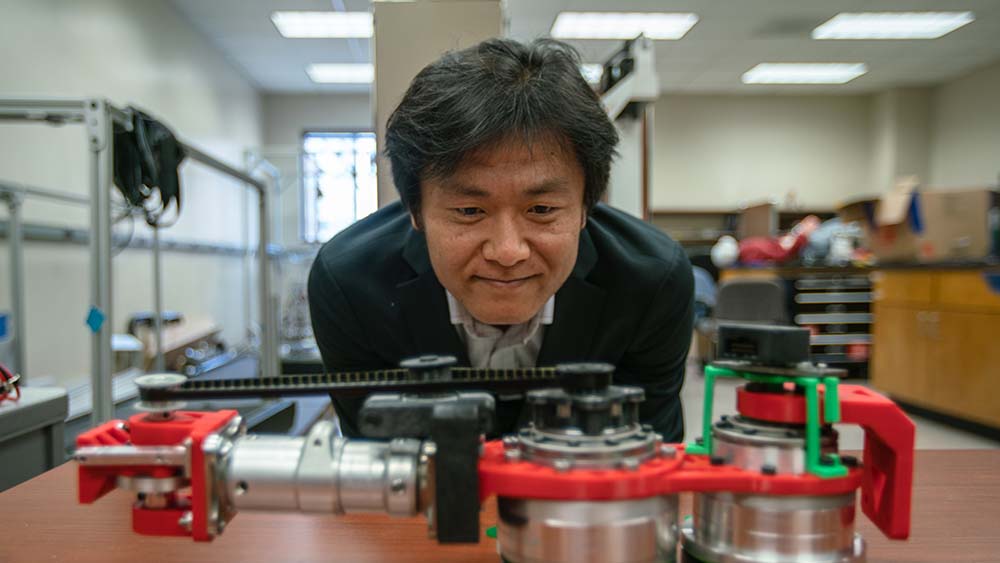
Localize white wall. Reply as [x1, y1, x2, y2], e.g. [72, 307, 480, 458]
[870, 88, 933, 194]
[0, 0, 262, 384]
[651, 94, 874, 210]
[928, 61, 1000, 188]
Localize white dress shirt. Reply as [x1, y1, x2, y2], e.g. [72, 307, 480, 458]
[445, 291, 555, 369]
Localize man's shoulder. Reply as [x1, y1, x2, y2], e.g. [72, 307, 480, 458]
[585, 203, 689, 282]
[314, 200, 412, 274]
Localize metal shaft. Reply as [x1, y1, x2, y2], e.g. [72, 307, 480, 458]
[152, 226, 165, 372]
[224, 421, 425, 517]
[88, 99, 114, 425]
[5, 193, 26, 378]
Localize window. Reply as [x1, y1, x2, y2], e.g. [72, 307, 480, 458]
[301, 131, 378, 243]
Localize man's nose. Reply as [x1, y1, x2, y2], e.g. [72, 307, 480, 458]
[482, 216, 530, 267]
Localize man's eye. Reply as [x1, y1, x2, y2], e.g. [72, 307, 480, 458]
[529, 205, 556, 214]
[455, 207, 482, 217]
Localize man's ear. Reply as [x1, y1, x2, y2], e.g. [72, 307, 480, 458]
[410, 212, 422, 231]
[580, 209, 588, 229]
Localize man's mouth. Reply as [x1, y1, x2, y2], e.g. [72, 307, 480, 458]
[473, 274, 539, 288]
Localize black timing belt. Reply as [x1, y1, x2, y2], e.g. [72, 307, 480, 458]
[139, 367, 561, 402]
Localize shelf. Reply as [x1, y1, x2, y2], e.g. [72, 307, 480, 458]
[795, 313, 873, 324]
[796, 292, 872, 304]
[811, 354, 868, 365]
[795, 278, 871, 291]
[811, 334, 872, 345]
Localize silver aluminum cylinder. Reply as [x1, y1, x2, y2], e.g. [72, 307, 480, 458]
[224, 421, 423, 517]
[710, 416, 838, 475]
[497, 496, 680, 563]
[681, 492, 864, 563]
[682, 416, 862, 563]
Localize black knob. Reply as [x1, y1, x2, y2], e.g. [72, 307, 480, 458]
[400, 355, 457, 381]
[555, 363, 614, 393]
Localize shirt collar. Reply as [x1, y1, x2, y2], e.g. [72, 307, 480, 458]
[446, 291, 555, 327]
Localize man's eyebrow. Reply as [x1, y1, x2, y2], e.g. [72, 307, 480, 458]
[438, 182, 490, 198]
[523, 179, 571, 197]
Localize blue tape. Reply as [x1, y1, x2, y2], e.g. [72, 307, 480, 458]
[984, 274, 1000, 295]
[908, 192, 924, 234]
[863, 201, 876, 228]
[86, 307, 106, 333]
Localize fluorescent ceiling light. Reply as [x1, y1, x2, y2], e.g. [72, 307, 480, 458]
[580, 63, 603, 84]
[812, 12, 974, 40]
[742, 63, 868, 85]
[306, 64, 374, 84]
[551, 12, 698, 40]
[271, 11, 373, 38]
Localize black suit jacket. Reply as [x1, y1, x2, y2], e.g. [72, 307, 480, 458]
[307, 201, 694, 442]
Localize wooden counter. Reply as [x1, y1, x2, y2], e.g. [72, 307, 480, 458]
[1, 451, 999, 562]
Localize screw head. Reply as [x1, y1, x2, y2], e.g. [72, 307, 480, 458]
[620, 458, 640, 471]
[504, 449, 522, 463]
[553, 459, 573, 472]
[659, 445, 677, 459]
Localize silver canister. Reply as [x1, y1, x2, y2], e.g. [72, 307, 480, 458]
[498, 496, 680, 563]
[681, 416, 864, 563]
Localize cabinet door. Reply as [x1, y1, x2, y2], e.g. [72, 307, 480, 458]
[870, 304, 931, 405]
[926, 310, 1000, 428]
[871, 271, 933, 306]
[935, 272, 1000, 314]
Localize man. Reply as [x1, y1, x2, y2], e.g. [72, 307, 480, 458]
[308, 38, 693, 442]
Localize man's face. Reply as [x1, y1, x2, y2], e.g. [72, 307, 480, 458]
[416, 135, 586, 325]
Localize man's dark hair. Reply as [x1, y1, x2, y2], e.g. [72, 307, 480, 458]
[385, 38, 619, 217]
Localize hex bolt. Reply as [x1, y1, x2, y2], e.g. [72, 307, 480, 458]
[178, 511, 193, 531]
[659, 445, 677, 459]
[553, 459, 573, 472]
[621, 458, 640, 471]
[390, 478, 406, 494]
[504, 449, 522, 463]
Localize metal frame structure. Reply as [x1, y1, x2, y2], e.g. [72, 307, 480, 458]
[0, 181, 90, 379]
[0, 97, 277, 427]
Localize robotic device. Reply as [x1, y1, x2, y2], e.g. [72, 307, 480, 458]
[74, 324, 915, 563]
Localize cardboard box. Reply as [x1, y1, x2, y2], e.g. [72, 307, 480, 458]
[918, 188, 998, 261]
[838, 178, 922, 262]
[738, 202, 778, 239]
[838, 178, 998, 263]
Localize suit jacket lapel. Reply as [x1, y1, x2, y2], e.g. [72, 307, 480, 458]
[397, 228, 470, 365]
[536, 229, 608, 366]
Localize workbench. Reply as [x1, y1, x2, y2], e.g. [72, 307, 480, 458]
[1, 451, 997, 562]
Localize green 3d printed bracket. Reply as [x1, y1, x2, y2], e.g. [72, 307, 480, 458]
[686, 364, 848, 479]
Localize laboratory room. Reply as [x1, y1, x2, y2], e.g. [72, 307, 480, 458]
[1, 0, 999, 561]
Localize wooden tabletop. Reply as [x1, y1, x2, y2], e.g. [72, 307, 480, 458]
[1, 450, 998, 563]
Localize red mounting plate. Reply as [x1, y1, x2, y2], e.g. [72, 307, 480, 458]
[479, 441, 862, 502]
